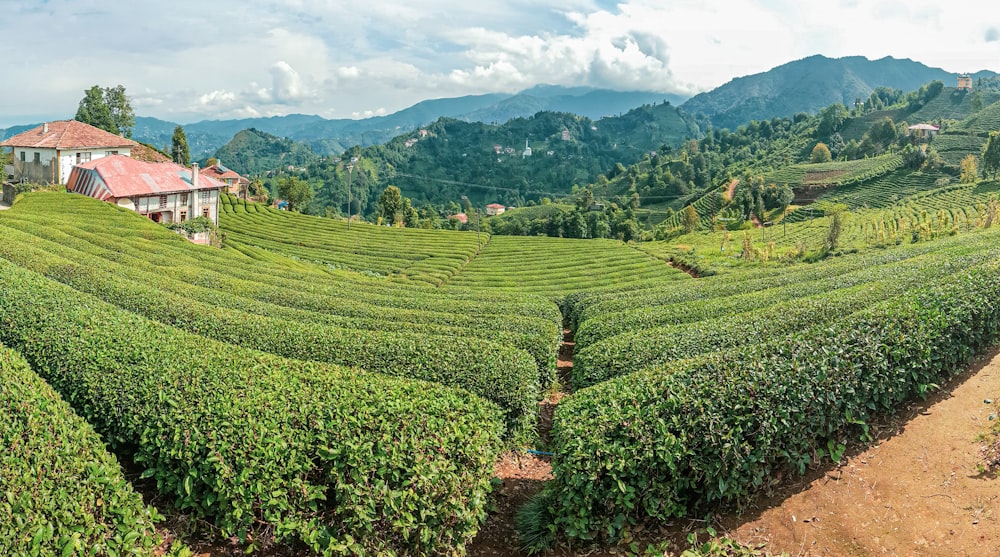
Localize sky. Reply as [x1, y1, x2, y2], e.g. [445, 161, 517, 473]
[2, 0, 999, 127]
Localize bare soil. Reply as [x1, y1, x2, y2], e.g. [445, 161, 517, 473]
[467, 326, 574, 556]
[803, 170, 847, 183]
[725, 178, 740, 201]
[726, 347, 1000, 557]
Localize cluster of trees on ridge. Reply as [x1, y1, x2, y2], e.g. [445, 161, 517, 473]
[65, 81, 1000, 242]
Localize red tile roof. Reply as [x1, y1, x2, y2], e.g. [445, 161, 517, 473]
[486, 203, 506, 209]
[0, 120, 137, 150]
[450, 213, 469, 224]
[200, 163, 244, 182]
[69, 155, 224, 198]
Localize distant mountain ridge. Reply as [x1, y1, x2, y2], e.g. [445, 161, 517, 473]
[681, 55, 998, 131]
[57, 87, 685, 160]
[6, 55, 997, 161]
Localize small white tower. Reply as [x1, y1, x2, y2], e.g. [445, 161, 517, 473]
[522, 139, 532, 158]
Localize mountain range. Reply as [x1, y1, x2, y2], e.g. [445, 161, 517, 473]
[683, 55, 997, 131]
[2, 55, 996, 161]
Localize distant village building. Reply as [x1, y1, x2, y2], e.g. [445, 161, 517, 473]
[200, 160, 249, 197]
[907, 123, 940, 139]
[0, 120, 137, 184]
[485, 203, 506, 216]
[418, 129, 429, 138]
[66, 155, 224, 227]
[450, 212, 469, 224]
[522, 139, 532, 158]
[957, 74, 973, 91]
[561, 129, 571, 141]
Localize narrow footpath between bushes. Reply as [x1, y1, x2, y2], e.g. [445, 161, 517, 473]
[466, 324, 574, 556]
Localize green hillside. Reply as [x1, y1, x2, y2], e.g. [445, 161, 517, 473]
[681, 54, 996, 131]
[213, 127, 320, 175]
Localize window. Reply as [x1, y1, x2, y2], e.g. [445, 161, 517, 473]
[19, 151, 25, 162]
[180, 193, 188, 204]
[105, 150, 118, 156]
[159, 195, 168, 209]
[200, 190, 212, 202]
[76, 152, 91, 164]
[179, 211, 187, 222]
[33, 152, 40, 163]
[202, 208, 210, 219]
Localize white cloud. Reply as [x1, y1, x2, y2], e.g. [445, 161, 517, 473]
[2, 0, 1000, 127]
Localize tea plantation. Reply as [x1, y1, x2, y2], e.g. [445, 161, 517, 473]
[3, 189, 1000, 554]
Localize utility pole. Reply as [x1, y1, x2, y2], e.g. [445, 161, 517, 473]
[346, 157, 358, 230]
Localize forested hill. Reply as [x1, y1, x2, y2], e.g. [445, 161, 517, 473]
[316, 101, 700, 209]
[118, 87, 685, 159]
[213, 128, 320, 175]
[682, 55, 998, 132]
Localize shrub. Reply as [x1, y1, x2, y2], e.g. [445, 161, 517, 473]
[531, 258, 1000, 543]
[0, 259, 505, 554]
[0, 345, 163, 555]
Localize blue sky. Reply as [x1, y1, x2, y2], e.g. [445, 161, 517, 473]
[2, 0, 999, 127]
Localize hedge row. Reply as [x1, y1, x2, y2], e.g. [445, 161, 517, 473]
[572, 233, 991, 347]
[573, 242, 1000, 387]
[0, 345, 162, 556]
[0, 224, 545, 430]
[566, 236, 968, 329]
[8, 195, 563, 328]
[532, 256, 1000, 543]
[0, 209, 561, 387]
[0, 259, 505, 555]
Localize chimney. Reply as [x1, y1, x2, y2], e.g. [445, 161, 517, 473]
[191, 162, 199, 189]
[42, 122, 49, 133]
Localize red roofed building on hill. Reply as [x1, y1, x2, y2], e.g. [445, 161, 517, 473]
[66, 155, 225, 226]
[485, 203, 506, 216]
[1, 120, 139, 184]
[200, 160, 250, 197]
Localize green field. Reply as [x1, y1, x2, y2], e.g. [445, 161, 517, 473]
[4, 181, 1000, 554]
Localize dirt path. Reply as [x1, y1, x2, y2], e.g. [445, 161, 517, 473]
[727, 347, 1000, 556]
[725, 178, 740, 200]
[467, 326, 574, 556]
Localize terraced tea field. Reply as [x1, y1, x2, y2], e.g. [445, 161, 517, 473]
[220, 194, 482, 285]
[5, 190, 1000, 556]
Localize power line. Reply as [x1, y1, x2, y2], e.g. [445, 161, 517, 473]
[392, 172, 698, 202]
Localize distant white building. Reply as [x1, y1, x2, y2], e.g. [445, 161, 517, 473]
[1, 120, 137, 184]
[522, 139, 532, 158]
[486, 203, 506, 216]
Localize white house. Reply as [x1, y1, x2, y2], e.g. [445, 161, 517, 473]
[0, 120, 137, 184]
[66, 155, 225, 227]
[200, 161, 249, 197]
[485, 203, 506, 216]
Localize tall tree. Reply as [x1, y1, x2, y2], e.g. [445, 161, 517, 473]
[982, 131, 1000, 180]
[681, 205, 700, 233]
[74, 85, 134, 137]
[171, 125, 190, 165]
[277, 176, 313, 212]
[810, 142, 832, 163]
[961, 155, 979, 183]
[104, 85, 135, 138]
[376, 186, 404, 226]
[75, 85, 116, 134]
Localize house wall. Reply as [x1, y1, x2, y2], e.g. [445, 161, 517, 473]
[9, 146, 131, 184]
[128, 188, 220, 225]
[57, 147, 131, 184]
